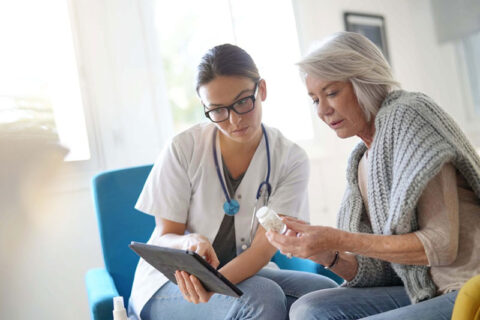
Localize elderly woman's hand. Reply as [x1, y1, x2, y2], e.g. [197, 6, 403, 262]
[266, 217, 341, 264]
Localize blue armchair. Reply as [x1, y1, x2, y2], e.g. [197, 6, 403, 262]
[85, 164, 343, 320]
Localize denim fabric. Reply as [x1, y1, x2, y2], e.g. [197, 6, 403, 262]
[290, 286, 458, 320]
[138, 268, 338, 320]
[256, 268, 339, 311]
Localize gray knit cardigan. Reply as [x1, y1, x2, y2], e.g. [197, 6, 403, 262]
[337, 90, 480, 303]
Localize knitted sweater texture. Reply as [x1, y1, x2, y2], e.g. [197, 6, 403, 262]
[337, 90, 480, 303]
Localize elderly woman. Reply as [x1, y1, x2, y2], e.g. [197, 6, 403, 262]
[266, 31, 480, 319]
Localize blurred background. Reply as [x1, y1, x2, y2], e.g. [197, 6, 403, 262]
[0, 0, 479, 318]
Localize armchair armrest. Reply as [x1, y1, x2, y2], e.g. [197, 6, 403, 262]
[451, 274, 480, 320]
[271, 251, 344, 285]
[85, 268, 119, 320]
[271, 251, 318, 273]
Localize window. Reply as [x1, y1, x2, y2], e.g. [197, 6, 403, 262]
[0, 0, 89, 161]
[154, 0, 234, 133]
[154, 0, 313, 141]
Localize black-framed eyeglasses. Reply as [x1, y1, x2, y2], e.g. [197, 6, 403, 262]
[204, 82, 259, 123]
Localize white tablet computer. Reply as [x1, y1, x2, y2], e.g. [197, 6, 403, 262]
[129, 242, 243, 298]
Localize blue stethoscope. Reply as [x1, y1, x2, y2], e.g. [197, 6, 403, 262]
[212, 123, 272, 216]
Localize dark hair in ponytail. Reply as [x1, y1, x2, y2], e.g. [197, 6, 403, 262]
[196, 44, 260, 93]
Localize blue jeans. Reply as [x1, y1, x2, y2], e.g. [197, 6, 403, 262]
[290, 286, 458, 320]
[140, 268, 338, 320]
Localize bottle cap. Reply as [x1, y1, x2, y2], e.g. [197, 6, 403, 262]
[113, 296, 125, 311]
[256, 206, 272, 220]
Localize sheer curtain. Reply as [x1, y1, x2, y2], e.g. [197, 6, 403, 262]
[72, 0, 173, 172]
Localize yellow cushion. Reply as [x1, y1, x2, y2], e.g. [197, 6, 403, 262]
[451, 275, 480, 320]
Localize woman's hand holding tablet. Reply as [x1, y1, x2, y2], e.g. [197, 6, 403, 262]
[129, 242, 243, 299]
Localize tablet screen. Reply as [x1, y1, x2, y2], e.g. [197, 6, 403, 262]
[129, 242, 243, 297]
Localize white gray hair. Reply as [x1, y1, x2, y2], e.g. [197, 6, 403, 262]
[297, 32, 400, 121]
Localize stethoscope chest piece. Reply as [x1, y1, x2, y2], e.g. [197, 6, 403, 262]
[223, 199, 240, 216]
[213, 124, 271, 221]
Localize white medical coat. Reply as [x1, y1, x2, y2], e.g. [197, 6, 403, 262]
[129, 123, 310, 318]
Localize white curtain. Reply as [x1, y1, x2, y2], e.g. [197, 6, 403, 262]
[72, 0, 173, 171]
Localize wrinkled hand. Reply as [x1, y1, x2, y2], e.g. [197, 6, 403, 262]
[266, 217, 340, 263]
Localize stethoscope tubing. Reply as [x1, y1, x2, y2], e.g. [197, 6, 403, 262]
[255, 124, 271, 200]
[213, 123, 271, 211]
[212, 129, 233, 204]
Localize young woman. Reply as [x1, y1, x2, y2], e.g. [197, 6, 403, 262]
[128, 44, 338, 320]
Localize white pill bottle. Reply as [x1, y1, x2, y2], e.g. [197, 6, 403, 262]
[256, 206, 287, 234]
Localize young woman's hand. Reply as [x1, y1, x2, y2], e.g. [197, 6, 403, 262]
[183, 234, 220, 269]
[174, 234, 219, 303]
[175, 270, 215, 304]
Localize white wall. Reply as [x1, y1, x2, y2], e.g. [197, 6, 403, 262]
[3, 1, 477, 319]
[1, 188, 101, 319]
[293, 0, 475, 226]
